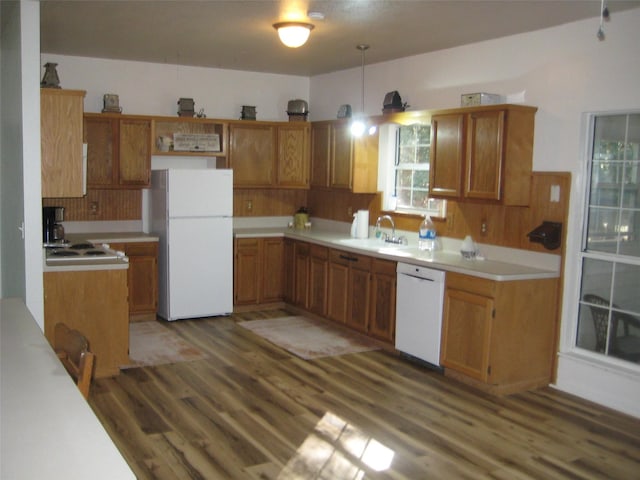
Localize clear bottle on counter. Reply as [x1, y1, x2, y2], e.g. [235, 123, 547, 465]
[418, 215, 436, 251]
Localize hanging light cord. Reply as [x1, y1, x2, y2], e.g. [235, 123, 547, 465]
[357, 44, 369, 114]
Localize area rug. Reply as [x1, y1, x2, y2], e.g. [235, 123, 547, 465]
[237, 316, 380, 360]
[123, 321, 208, 368]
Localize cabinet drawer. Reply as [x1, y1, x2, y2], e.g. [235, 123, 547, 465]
[372, 258, 396, 276]
[310, 244, 328, 259]
[236, 238, 260, 248]
[446, 272, 496, 297]
[124, 242, 158, 257]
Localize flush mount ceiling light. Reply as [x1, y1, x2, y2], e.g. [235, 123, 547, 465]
[273, 22, 314, 48]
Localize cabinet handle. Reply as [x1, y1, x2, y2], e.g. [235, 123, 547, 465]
[339, 254, 358, 262]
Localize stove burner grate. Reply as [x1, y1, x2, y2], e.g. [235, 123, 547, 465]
[51, 250, 80, 257]
[84, 250, 106, 256]
[69, 243, 95, 250]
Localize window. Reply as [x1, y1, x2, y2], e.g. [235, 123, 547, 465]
[378, 123, 446, 217]
[576, 112, 640, 364]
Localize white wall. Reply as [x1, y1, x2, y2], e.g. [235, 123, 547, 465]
[1, 0, 43, 327]
[312, 8, 640, 417]
[40, 54, 310, 121]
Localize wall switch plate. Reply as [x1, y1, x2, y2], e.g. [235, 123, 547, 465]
[550, 185, 560, 202]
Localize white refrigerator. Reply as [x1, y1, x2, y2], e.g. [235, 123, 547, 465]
[151, 169, 233, 321]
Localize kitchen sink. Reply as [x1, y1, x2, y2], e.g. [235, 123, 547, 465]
[335, 237, 412, 251]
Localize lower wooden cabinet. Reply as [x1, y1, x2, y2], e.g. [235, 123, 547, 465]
[234, 237, 284, 307]
[368, 258, 397, 343]
[44, 269, 129, 378]
[293, 242, 310, 308]
[111, 242, 158, 317]
[308, 245, 328, 316]
[440, 272, 558, 394]
[327, 249, 372, 334]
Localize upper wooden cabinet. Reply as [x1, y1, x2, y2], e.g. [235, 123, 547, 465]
[311, 120, 379, 193]
[229, 122, 275, 187]
[229, 121, 310, 188]
[429, 105, 537, 206]
[41, 89, 86, 198]
[277, 123, 309, 187]
[84, 113, 151, 189]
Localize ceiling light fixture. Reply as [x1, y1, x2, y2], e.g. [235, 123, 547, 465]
[351, 44, 376, 137]
[273, 22, 314, 48]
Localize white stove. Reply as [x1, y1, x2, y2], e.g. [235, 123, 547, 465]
[45, 242, 125, 263]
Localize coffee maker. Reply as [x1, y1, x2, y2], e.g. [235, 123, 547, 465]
[42, 206, 66, 245]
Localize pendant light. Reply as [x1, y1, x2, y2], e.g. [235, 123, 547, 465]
[350, 44, 376, 137]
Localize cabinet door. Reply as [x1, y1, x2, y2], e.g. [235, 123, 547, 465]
[327, 251, 349, 323]
[262, 238, 284, 303]
[331, 122, 353, 189]
[293, 242, 310, 308]
[310, 122, 331, 187]
[347, 260, 371, 333]
[283, 239, 295, 303]
[429, 113, 464, 198]
[441, 288, 494, 381]
[44, 269, 129, 378]
[124, 242, 158, 315]
[369, 259, 396, 343]
[119, 118, 151, 187]
[234, 238, 261, 305]
[309, 246, 328, 316]
[85, 117, 116, 188]
[464, 110, 505, 201]
[229, 123, 276, 186]
[277, 124, 309, 188]
[41, 89, 85, 198]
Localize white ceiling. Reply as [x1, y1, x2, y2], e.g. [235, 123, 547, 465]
[40, 1, 640, 77]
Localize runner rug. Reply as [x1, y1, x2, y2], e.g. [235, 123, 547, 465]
[123, 321, 208, 368]
[237, 315, 380, 360]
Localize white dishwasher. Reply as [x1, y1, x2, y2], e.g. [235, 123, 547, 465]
[395, 262, 446, 367]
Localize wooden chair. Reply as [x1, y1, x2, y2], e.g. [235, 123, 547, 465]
[54, 323, 95, 399]
[583, 294, 640, 362]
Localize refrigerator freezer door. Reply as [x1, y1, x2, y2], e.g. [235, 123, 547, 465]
[163, 216, 232, 320]
[167, 169, 232, 218]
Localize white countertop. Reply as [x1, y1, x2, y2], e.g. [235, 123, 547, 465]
[0, 298, 135, 480]
[235, 226, 560, 281]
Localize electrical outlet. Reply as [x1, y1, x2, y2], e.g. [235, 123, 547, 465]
[246, 200, 253, 211]
[550, 185, 560, 202]
[347, 206, 353, 216]
[89, 201, 99, 215]
[481, 221, 488, 235]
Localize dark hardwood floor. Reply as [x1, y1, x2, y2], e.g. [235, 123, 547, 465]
[89, 310, 640, 479]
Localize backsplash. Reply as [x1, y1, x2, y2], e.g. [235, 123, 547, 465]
[43, 189, 141, 221]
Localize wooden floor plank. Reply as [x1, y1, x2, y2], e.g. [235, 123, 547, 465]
[89, 311, 640, 479]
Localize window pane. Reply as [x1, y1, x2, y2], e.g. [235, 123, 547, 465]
[412, 190, 429, 209]
[416, 146, 430, 165]
[612, 262, 640, 314]
[413, 170, 429, 190]
[586, 207, 619, 253]
[580, 258, 613, 300]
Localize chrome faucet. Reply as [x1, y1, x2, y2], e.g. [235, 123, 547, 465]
[376, 215, 395, 240]
[375, 215, 407, 244]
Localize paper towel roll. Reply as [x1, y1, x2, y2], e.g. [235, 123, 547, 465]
[356, 210, 369, 238]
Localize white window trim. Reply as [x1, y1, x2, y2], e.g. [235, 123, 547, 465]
[377, 123, 446, 217]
